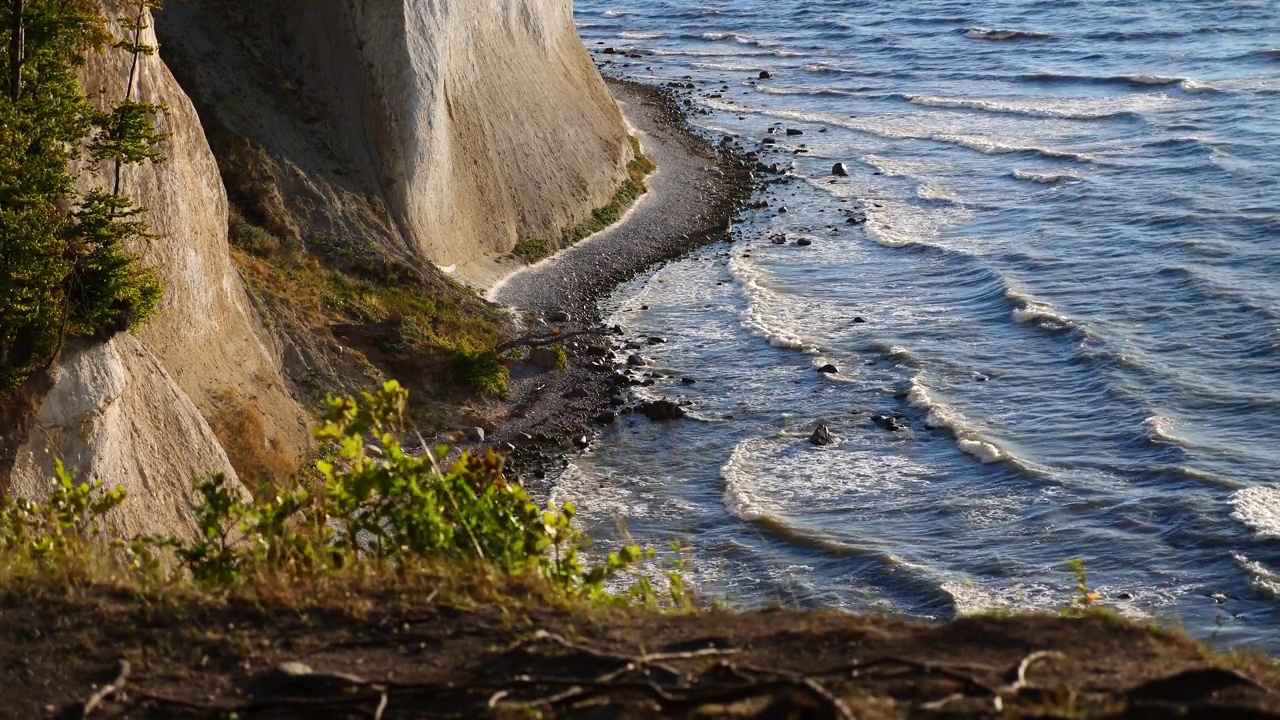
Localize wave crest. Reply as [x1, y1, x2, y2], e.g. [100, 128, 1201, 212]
[1005, 287, 1080, 332]
[907, 378, 1006, 464]
[1143, 415, 1188, 446]
[962, 26, 1052, 41]
[1026, 71, 1220, 94]
[1232, 487, 1280, 539]
[1011, 168, 1082, 184]
[729, 255, 824, 353]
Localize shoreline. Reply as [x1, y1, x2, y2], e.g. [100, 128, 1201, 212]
[486, 79, 753, 484]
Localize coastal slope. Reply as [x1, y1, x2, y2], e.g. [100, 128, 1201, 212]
[3, 0, 638, 537]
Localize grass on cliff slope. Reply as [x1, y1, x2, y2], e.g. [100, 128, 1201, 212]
[228, 213, 510, 406]
[513, 136, 657, 263]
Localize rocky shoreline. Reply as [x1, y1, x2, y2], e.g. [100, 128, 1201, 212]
[486, 79, 753, 490]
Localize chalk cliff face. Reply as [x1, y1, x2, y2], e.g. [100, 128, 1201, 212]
[4, 0, 631, 538]
[8, 1, 309, 537]
[155, 0, 632, 273]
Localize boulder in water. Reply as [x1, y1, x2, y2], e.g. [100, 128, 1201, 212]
[809, 424, 833, 446]
[818, 364, 839, 374]
[641, 400, 686, 421]
[832, 163, 849, 177]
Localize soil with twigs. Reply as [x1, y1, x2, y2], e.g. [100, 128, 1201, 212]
[7, 583, 1280, 719]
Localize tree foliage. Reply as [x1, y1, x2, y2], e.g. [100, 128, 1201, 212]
[0, 0, 165, 391]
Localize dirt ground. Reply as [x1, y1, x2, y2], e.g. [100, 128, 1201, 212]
[5, 582, 1279, 719]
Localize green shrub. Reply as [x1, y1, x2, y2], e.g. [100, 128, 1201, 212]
[228, 210, 282, 257]
[453, 343, 509, 397]
[0, 381, 652, 602]
[0, 461, 126, 575]
[512, 237, 552, 264]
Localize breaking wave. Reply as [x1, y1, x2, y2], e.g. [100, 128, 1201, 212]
[962, 26, 1053, 41]
[1232, 487, 1280, 539]
[1005, 287, 1082, 332]
[1025, 72, 1221, 94]
[1011, 168, 1083, 184]
[907, 377, 1008, 465]
[693, 31, 778, 48]
[1143, 415, 1189, 446]
[1234, 553, 1280, 599]
[728, 254, 824, 353]
[901, 93, 1162, 120]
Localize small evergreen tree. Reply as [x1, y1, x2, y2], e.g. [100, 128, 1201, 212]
[0, 0, 165, 391]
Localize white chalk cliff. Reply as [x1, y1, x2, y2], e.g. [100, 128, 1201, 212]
[4, 0, 631, 538]
[157, 0, 632, 273]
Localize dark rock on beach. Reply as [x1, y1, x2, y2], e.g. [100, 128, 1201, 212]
[641, 400, 687, 421]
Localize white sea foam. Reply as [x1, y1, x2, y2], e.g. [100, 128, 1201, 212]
[723, 104, 1101, 165]
[728, 254, 824, 353]
[602, 9, 633, 18]
[1005, 287, 1078, 331]
[1011, 168, 1082, 184]
[1143, 415, 1188, 446]
[1233, 553, 1280, 599]
[722, 436, 933, 522]
[619, 30, 666, 40]
[905, 93, 1172, 120]
[942, 580, 1058, 615]
[1231, 487, 1280, 539]
[906, 377, 1007, 464]
[944, 579, 1174, 618]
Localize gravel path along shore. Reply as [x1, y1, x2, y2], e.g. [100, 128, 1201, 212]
[485, 80, 752, 483]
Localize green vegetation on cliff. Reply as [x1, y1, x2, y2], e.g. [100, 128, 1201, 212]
[0, 0, 166, 393]
[0, 381, 653, 601]
[514, 136, 657, 263]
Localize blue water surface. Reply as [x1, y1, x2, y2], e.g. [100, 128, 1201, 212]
[567, 0, 1280, 648]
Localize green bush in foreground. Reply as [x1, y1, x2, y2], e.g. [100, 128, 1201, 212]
[0, 381, 666, 604]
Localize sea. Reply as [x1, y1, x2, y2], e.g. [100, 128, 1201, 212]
[567, 0, 1280, 649]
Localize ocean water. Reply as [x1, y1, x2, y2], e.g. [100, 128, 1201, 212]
[569, 0, 1280, 647]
